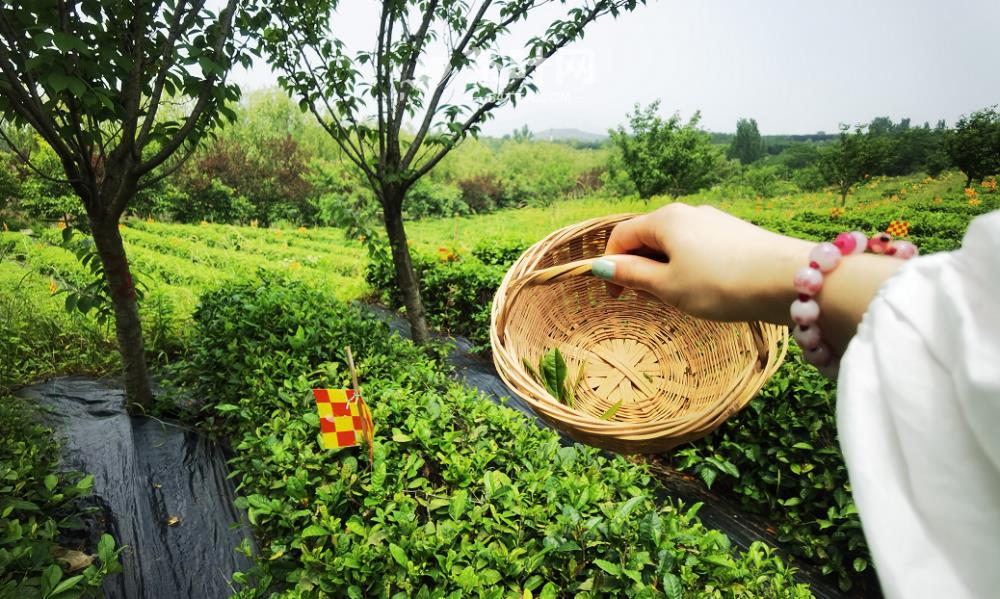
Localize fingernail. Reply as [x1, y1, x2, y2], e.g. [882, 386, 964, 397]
[591, 259, 615, 280]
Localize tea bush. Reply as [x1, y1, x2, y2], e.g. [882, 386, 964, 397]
[366, 250, 504, 352]
[0, 395, 123, 597]
[671, 349, 867, 592]
[177, 276, 813, 598]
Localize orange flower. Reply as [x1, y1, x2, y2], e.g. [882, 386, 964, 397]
[964, 187, 978, 200]
[829, 207, 845, 218]
[969, 198, 982, 207]
[49, 279, 58, 295]
[297, 226, 307, 233]
[289, 260, 301, 270]
[57, 221, 67, 230]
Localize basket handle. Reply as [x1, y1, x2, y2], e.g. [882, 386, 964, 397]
[513, 257, 599, 288]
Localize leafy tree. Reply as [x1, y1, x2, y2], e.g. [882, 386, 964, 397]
[0, 1, 250, 406]
[177, 134, 316, 225]
[511, 124, 534, 142]
[609, 101, 723, 198]
[261, 0, 644, 344]
[727, 117, 765, 165]
[819, 125, 889, 207]
[947, 106, 1000, 188]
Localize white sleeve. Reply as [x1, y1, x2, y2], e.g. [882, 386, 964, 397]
[837, 210, 1000, 599]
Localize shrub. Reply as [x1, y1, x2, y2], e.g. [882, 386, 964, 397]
[457, 174, 505, 213]
[176, 276, 813, 598]
[404, 179, 468, 219]
[366, 250, 503, 352]
[0, 395, 123, 597]
[470, 238, 529, 267]
[671, 349, 869, 592]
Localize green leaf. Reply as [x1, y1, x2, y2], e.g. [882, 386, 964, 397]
[522, 357, 539, 381]
[449, 490, 467, 519]
[600, 399, 623, 420]
[853, 557, 868, 572]
[539, 583, 558, 599]
[792, 442, 814, 450]
[538, 348, 567, 402]
[698, 467, 717, 489]
[301, 525, 329, 538]
[44, 474, 58, 491]
[593, 559, 621, 576]
[97, 533, 115, 563]
[615, 494, 645, 521]
[388, 543, 408, 567]
[41, 564, 62, 596]
[662, 573, 682, 599]
[49, 574, 84, 597]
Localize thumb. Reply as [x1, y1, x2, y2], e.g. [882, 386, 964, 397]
[591, 254, 669, 299]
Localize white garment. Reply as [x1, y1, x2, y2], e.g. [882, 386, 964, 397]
[839, 210, 1000, 598]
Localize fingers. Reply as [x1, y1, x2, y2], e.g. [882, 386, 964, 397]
[591, 254, 671, 301]
[604, 213, 662, 256]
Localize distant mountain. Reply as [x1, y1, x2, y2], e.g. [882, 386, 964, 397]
[534, 128, 607, 142]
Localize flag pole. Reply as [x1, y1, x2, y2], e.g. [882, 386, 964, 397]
[345, 346, 360, 399]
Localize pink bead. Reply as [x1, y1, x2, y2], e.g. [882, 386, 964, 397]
[867, 233, 893, 254]
[793, 324, 822, 350]
[849, 232, 868, 254]
[890, 240, 919, 260]
[790, 298, 820, 326]
[809, 242, 842, 273]
[804, 342, 833, 367]
[833, 232, 856, 255]
[793, 267, 823, 295]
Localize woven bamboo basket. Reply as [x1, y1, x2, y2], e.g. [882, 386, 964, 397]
[490, 214, 788, 454]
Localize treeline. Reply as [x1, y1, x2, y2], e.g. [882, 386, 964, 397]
[2, 91, 998, 229]
[607, 104, 1000, 205]
[0, 89, 606, 228]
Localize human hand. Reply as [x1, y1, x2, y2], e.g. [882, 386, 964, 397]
[592, 203, 812, 324]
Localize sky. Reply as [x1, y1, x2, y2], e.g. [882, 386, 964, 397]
[230, 0, 1000, 136]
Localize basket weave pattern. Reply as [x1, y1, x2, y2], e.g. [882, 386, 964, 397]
[490, 214, 788, 453]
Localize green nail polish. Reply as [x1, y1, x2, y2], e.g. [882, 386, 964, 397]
[592, 259, 615, 280]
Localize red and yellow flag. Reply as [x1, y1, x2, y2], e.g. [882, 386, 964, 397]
[312, 389, 374, 458]
[886, 220, 910, 238]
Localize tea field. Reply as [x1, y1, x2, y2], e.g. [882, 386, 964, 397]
[2, 170, 996, 597]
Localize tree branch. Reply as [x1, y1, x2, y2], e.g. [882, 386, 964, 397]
[133, 0, 238, 181]
[412, 1, 607, 180]
[391, 0, 440, 133]
[137, 0, 204, 146]
[400, 0, 493, 170]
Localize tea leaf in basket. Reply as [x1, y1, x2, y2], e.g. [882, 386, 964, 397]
[564, 362, 586, 409]
[522, 357, 540, 382]
[538, 348, 567, 402]
[599, 399, 623, 421]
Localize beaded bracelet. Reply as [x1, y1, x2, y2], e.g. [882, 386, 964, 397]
[790, 231, 919, 378]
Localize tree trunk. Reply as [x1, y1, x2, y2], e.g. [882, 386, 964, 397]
[381, 191, 430, 345]
[965, 174, 973, 189]
[840, 185, 849, 208]
[90, 215, 154, 409]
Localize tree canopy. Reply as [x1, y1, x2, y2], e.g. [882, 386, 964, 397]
[609, 101, 722, 199]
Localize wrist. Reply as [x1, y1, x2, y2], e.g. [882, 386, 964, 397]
[753, 236, 813, 326]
